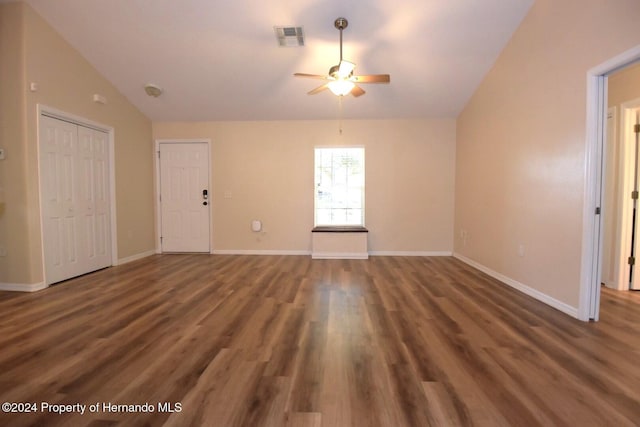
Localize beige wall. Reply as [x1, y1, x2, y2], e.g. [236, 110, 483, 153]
[0, 2, 155, 285]
[153, 119, 456, 253]
[609, 61, 640, 107]
[0, 3, 30, 283]
[455, 0, 640, 308]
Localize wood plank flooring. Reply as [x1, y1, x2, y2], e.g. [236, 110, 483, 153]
[0, 255, 639, 426]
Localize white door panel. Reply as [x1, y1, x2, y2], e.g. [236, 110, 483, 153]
[40, 116, 112, 285]
[77, 126, 111, 271]
[41, 116, 79, 283]
[160, 143, 210, 252]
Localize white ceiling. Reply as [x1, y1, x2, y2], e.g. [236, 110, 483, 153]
[21, 0, 533, 121]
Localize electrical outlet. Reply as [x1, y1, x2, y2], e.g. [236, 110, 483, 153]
[460, 229, 468, 247]
[518, 244, 525, 257]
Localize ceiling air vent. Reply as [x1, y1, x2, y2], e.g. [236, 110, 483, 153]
[274, 26, 304, 47]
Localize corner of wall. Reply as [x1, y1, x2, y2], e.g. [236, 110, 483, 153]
[0, 1, 35, 284]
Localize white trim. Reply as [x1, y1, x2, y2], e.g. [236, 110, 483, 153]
[0, 282, 48, 292]
[155, 139, 212, 254]
[580, 45, 640, 322]
[36, 105, 118, 285]
[312, 252, 368, 259]
[211, 250, 452, 258]
[116, 250, 156, 265]
[369, 251, 453, 257]
[212, 249, 311, 256]
[585, 72, 606, 322]
[454, 253, 579, 319]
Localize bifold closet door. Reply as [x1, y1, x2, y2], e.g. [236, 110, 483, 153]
[40, 115, 112, 285]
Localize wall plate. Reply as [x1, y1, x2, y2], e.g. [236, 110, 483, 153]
[0, 148, 5, 160]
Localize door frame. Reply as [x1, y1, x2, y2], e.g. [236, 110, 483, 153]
[580, 45, 640, 321]
[36, 104, 117, 284]
[154, 139, 213, 254]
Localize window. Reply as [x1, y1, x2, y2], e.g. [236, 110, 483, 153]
[314, 147, 365, 226]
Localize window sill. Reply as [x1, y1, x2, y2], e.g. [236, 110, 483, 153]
[312, 226, 368, 233]
[311, 227, 369, 259]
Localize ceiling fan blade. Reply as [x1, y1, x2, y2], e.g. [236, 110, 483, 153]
[308, 84, 329, 95]
[294, 73, 330, 80]
[352, 74, 391, 83]
[350, 85, 365, 97]
[338, 60, 355, 78]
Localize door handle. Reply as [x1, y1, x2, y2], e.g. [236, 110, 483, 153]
[202, 189, 208, 200]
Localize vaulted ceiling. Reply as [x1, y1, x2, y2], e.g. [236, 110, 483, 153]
[20, 0, 533, 121]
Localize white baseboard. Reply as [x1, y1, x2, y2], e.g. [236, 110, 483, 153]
[0, 281, 48, 292]
[210, 250, 452, 258]
[311, 252, 369, 260]
[116, 249, 156, 265]
[212, 249, 312, 256]
[369, 251, 453, 257]
[453, 252, 579, 319]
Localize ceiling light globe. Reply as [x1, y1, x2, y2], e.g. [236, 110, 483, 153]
[328, 80, 355, 96]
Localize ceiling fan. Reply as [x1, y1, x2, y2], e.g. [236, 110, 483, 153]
[294, 17, 390, 97]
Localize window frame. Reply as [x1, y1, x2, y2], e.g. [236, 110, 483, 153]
[314, 146, 365, 227]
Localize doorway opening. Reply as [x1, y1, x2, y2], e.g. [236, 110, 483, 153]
[602, 72, 640, 293]
[629, 107, 640, 290]
[581, 45, 640, 321]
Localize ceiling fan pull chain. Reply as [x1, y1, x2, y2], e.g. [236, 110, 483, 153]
[338, 95, 344, 135]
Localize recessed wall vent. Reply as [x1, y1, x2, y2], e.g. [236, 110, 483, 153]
[274, 26, 304, 47]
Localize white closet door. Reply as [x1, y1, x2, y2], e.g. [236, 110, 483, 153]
[77, 126, 112, 272]
[40, 116, 112, 285]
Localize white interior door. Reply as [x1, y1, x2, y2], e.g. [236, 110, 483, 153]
[77, 126, 112, 272]
[159, 142, 210, 252]
[40, 115, 112, 285]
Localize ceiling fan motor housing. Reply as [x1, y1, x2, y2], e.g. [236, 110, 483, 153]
[329, 64, 350, 79]
[334, 17, 348, 30]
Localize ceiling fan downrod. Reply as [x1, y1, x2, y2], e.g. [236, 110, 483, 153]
[334, 17, 348, 62]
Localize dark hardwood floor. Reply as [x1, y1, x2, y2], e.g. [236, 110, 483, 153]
[0, 255, 639, 426]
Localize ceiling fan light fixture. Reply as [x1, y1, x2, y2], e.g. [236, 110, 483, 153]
[328, 79, 355, 96]
[293, 17, 390, 98]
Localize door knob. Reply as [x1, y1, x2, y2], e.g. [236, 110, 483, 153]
[203, 201, 208, 206]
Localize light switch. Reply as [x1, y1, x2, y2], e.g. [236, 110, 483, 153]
[0, 148, 5, 160]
